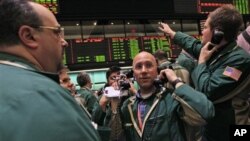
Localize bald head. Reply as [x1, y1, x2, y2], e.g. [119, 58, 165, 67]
[29, 2, 58, 26]
[132, 51, 158, 92]
[26, 2, 66, 73]
[133, 51, 157, 68]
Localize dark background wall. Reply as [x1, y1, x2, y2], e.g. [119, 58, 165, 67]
[58, 0, 174, 19]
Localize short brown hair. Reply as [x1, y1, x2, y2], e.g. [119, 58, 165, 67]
[208, 4, 243, 41]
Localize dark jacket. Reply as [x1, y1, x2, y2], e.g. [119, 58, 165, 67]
[173, 32, 250, 141]
[77, 88, 98, 114]
[121, 85, 214, 141]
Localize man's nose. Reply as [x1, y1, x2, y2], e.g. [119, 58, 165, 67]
[141, 65, 147, 72]
[62, 39, 68, 48]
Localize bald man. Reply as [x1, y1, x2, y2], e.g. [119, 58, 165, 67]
[0, 0, 100, 141]
[120, 51, 214, 141]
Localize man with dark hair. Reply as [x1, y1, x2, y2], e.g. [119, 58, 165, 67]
[92, 66, 124, 141]
[59, 66, 93, 117]
[159, 4, 250, 141]
[77, 71, 93, 89]
[77, 71, 98, 114]
[0, 0, 100, 141]
[92, 66, 137, 141]
[105, 66, 121, 81]
[59, 66, 77, 95]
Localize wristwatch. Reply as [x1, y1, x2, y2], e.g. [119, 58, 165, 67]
[172, 77, 184, 88]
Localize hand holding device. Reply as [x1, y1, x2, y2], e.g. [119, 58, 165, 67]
[103, 86, 120, 97]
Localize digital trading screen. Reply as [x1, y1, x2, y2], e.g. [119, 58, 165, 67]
[174, 0, 249, 14]
[233, 0, 250, 14]
[109, 37, 140, 61]
[34, 0, 58, 14]
[65, 38, 109, 64]
[64, 36, 182, 70]
[198, 0, 233, 13]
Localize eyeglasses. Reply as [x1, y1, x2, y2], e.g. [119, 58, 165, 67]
[32, 26, 64, 38]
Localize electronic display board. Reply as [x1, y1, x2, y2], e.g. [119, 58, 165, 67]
[141, 36, 173, 59]
[198, 0, 233, 13]
[142, 36, 170, 53]
[34, 0, 58, 14]
[234, 0, 250, 14]
[64, 36, 182, 70]
[174, 0, 249, 14]
[65, 38, 109, 64]
[109, 37, 140, 61]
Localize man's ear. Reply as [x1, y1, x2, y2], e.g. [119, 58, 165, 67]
[18, 25, 39, 49]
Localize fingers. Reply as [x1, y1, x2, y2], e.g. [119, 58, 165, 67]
[158, 22, 176, 39]
[159, 68, 178, 83]
[203, 42, 218, 53]
[158, 26, 163, 31]
[158, 22, 165, 31]
[111, 81, 119, 90]
[199, 42, 218, 64]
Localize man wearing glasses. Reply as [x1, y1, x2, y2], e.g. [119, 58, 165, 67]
[0, 0, 100, 141]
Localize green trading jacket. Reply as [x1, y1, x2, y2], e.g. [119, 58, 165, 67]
[77, 88, 98, 114]
[173, 32, 250, 141]
[121, 85, 214, 141]
[0, 53, 100, 141]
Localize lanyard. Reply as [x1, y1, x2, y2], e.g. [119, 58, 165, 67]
[137, 101, 146, 130]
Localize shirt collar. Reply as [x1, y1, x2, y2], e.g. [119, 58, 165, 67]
[0, 52, 38, 71]
[136, 86, 160, 100]
[0, 52, 60, 84]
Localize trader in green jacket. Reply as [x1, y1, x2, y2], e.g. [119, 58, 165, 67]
[120, 51, 214, 141]
[159, 4, 250, 141]
[0, 0, 100, 141]
[77, 71, 98, 114]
